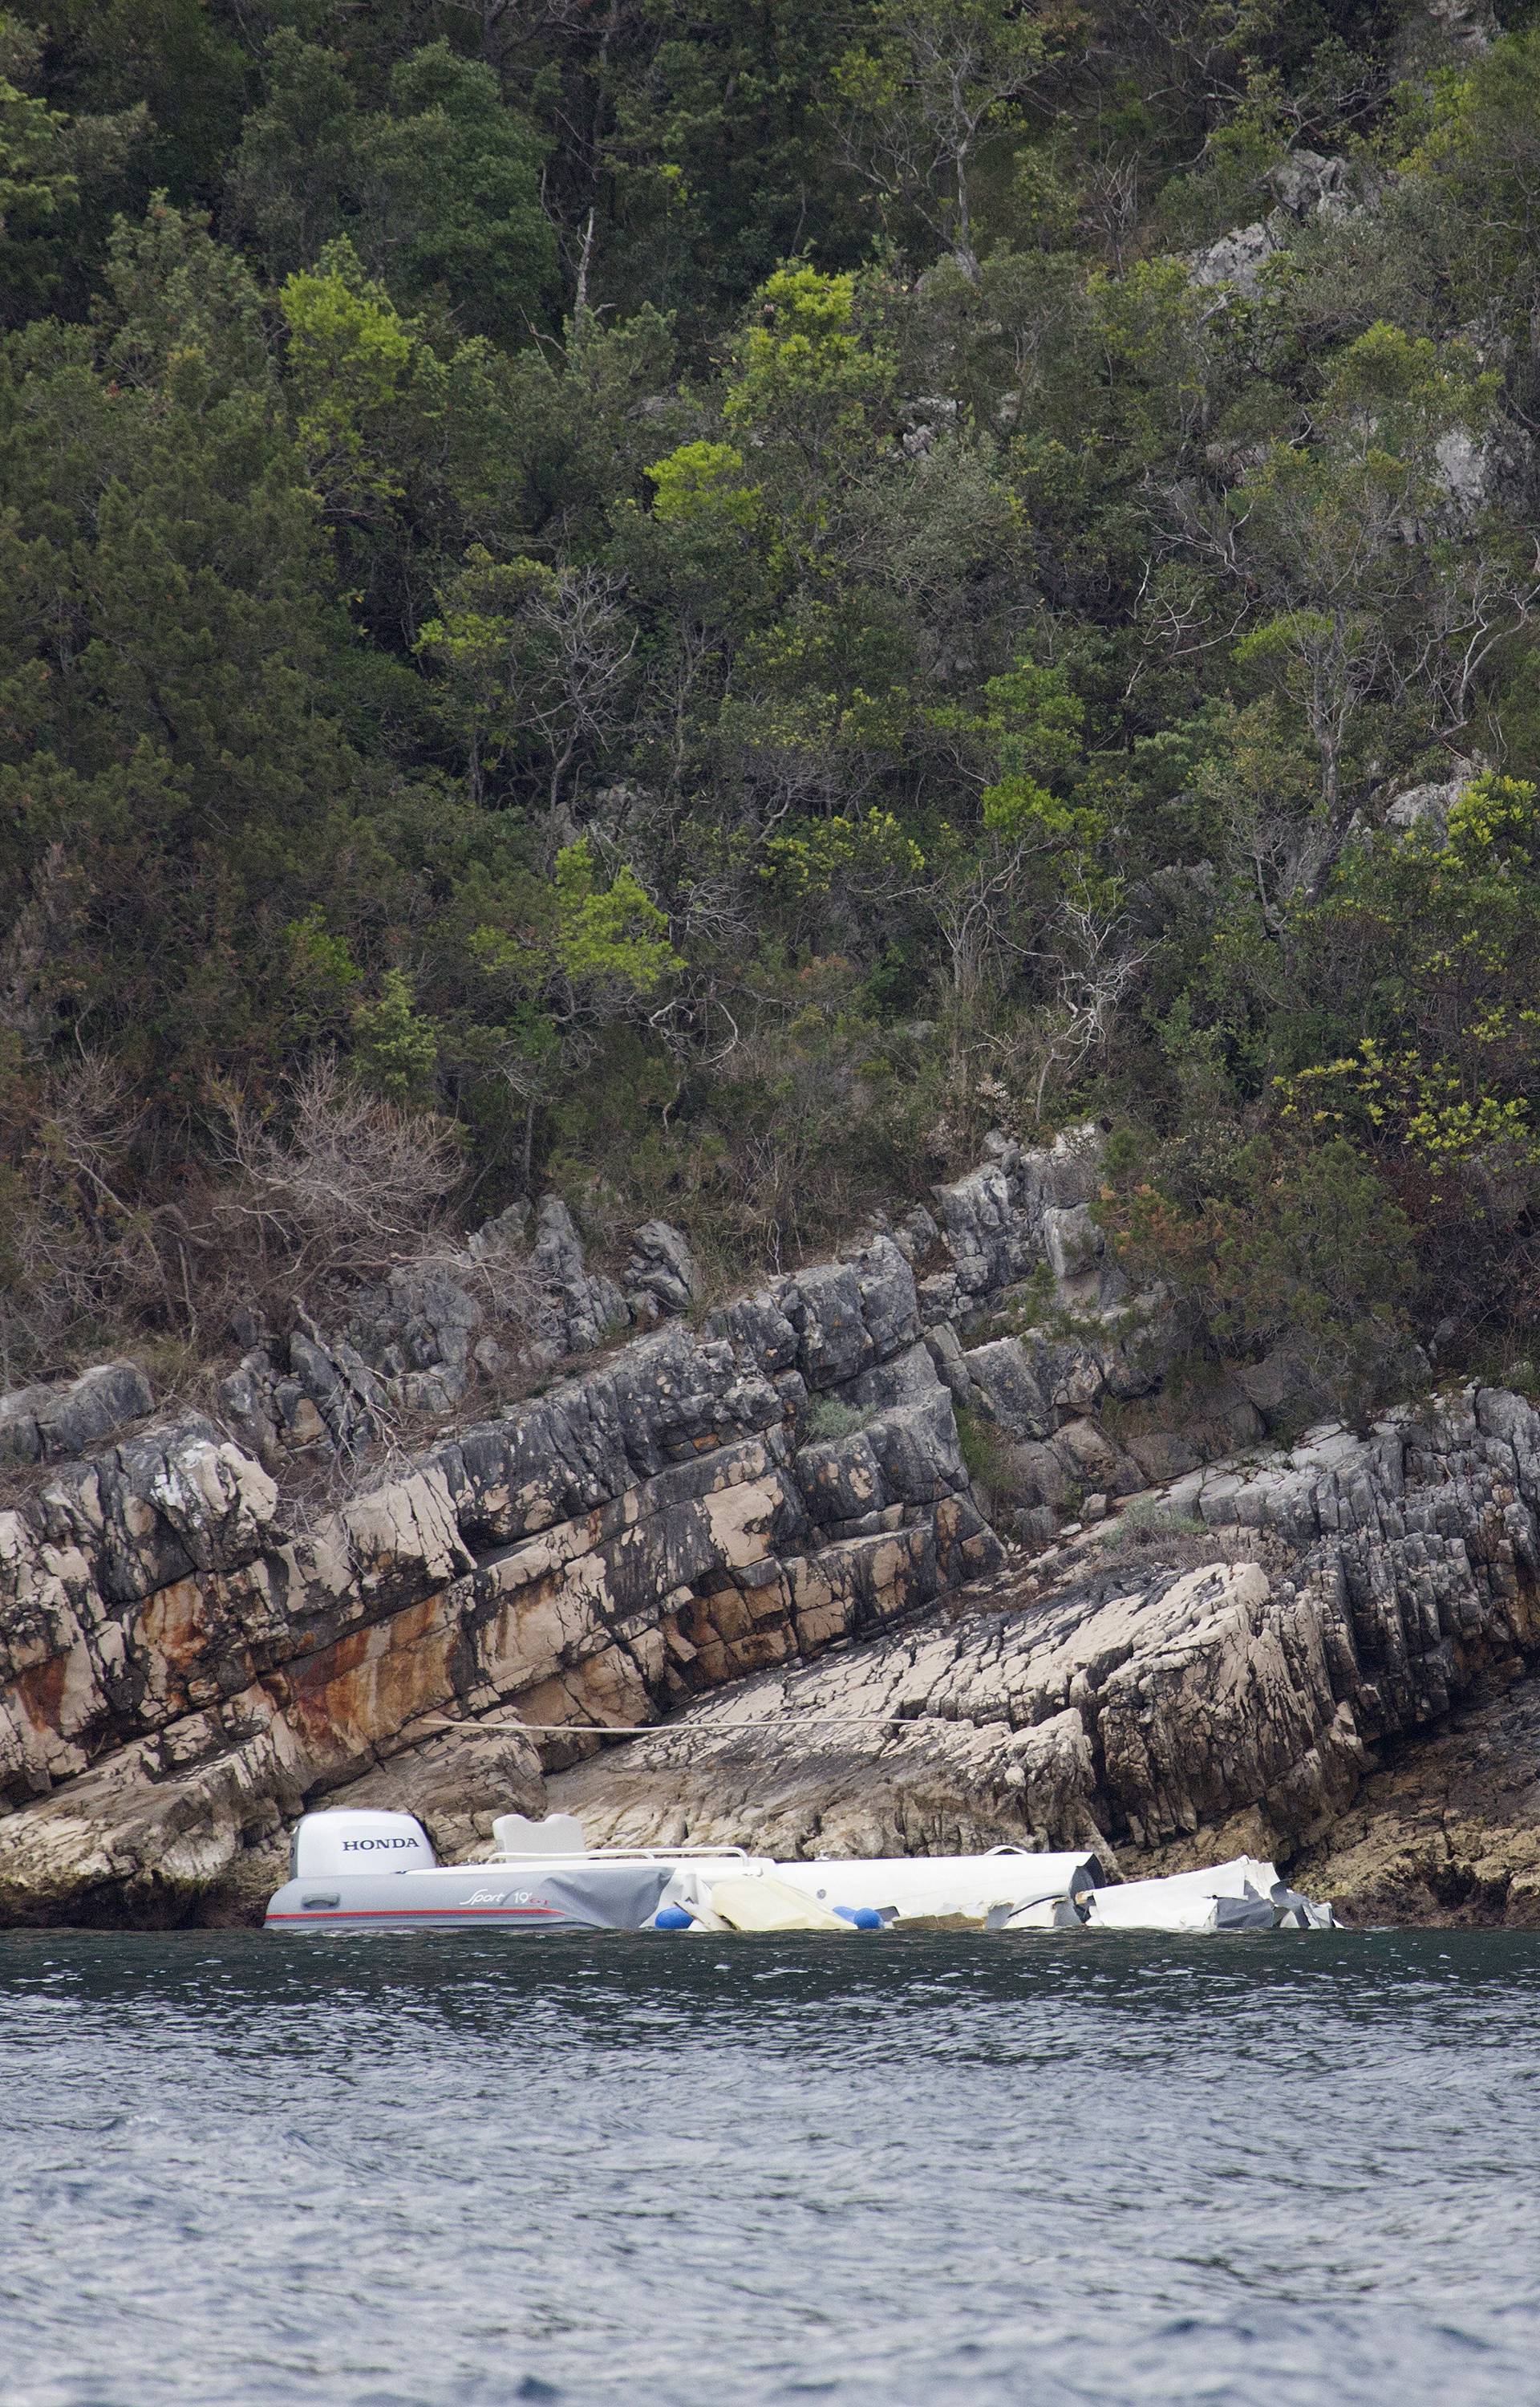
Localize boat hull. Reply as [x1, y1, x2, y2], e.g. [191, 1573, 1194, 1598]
[264, 1861, 675, 1933]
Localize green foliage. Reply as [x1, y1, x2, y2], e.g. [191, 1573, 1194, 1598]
[550, 842, 683, 994]
[645, 441, 759, 530]
[0, 14, 143, 318]
[763, 811, 925, 898]
[833, 0, 1074, 272]
[352, 970, 440, 1109]
[954, 1404, 1015, 1492]
[281, 244, 415, 507]
[3, 0, 1540, 1377]
[1104, 1128, 1414, 1382]
[723, 265, 897, 469]
[1, 24, 81, 236]
[599, 0, 864, 311]
[1282, 776, 1540, 1197]
[233, 36, 553, 345]
[286, 909, 362, 1041]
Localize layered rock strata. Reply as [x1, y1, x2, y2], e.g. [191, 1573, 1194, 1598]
[550, 1391, 1540, 1924]
[0, 1236, 997, 1922]
[6, 1120, 1534, 1928]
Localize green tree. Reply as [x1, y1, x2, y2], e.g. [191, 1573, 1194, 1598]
[832, 0, 1081, 278]
[352, 969, 440, 1109]
[416, 551, 638, 836]
[0, 14, 143, 319]
[600, 0, 865, 310]
[464, 839, 682, 1180]
[1105, 1126, 1413, 1392]
[1215, 324, 1519, 899]
[231, 36, 553, 347]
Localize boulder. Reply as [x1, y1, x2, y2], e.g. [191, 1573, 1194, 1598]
[929, 1163, 1024, 1301]
[1265, 149, 1352, 219]
[962, 1337, 1053, 1441]
[1382, 754, 1485, 841]
[1189, 218, 1278, 296]
[530, 1197, 627, 1355]
[922, 1321, 971, 1406]
[776, 1262, 876, 1390]
[1050, 1415, 1144, 1499]
[1422, 0, 1494, 60]
[0, 1362, 152, 1471]
[624, 1220, 699, 1321]
[1042, 1202, 1111, 1309]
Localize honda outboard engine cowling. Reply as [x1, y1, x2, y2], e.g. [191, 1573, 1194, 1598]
[290, 1809, 436, 1880]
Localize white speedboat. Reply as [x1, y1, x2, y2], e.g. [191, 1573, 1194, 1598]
[261, 1808, 1105, 1934]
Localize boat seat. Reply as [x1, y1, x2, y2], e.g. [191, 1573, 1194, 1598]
[492, 1812, 588, 1857]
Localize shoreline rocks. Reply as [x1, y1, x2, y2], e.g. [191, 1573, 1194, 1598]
[0, 1234, 995, 1924]
[549, 1395, 1540, 1925]
[2, 1133, 1538, 1929]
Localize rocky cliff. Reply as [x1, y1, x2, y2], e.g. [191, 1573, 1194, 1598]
[551, 1395, 1540, 1925]
[2, 1134, 1537, 1926]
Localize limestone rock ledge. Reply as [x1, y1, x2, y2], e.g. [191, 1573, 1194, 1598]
[5, 1126, 1540, 1926]
[0, 1236, 995, 1924]
[550, 1390, 1540, 1925]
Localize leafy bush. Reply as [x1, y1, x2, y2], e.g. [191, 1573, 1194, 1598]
[1102, 1126, 1413, 1402]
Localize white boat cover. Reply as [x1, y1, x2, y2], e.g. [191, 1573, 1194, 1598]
[770, 1849, 1104, 1922]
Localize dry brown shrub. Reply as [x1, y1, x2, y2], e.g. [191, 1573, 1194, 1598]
[205, 1058, 463, 1300]
[0, 1056, 548, 1386]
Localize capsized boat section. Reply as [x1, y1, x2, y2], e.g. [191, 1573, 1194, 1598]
[988, 1855, 1337, 1934]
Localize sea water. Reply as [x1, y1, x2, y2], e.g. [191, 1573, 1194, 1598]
[1, 1926, 1537, 2406]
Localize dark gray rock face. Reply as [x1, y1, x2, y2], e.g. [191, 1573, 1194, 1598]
[210, 1193, 641, 1457]
[0, 1362, 152, 1470]
[623, 1221, 699, 1321]
[201, 1122, 1236, 1508]
[529, 1197, 627, 1356]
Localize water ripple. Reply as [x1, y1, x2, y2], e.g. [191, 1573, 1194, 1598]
[2, 1927, 1538, 2405]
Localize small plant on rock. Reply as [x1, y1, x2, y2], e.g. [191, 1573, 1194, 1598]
[955, 1404, 1013, 1490]
[1092, 1494, 1213, 1574]
[804, 1395, 876, 1442]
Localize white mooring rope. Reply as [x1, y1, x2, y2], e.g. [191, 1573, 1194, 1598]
[418, 1712, 914, 1738]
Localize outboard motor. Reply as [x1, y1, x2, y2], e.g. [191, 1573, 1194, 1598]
[290, 1809, 436, 1880]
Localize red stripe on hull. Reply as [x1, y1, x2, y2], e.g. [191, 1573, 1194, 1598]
[266, 1906, 566, 1922]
